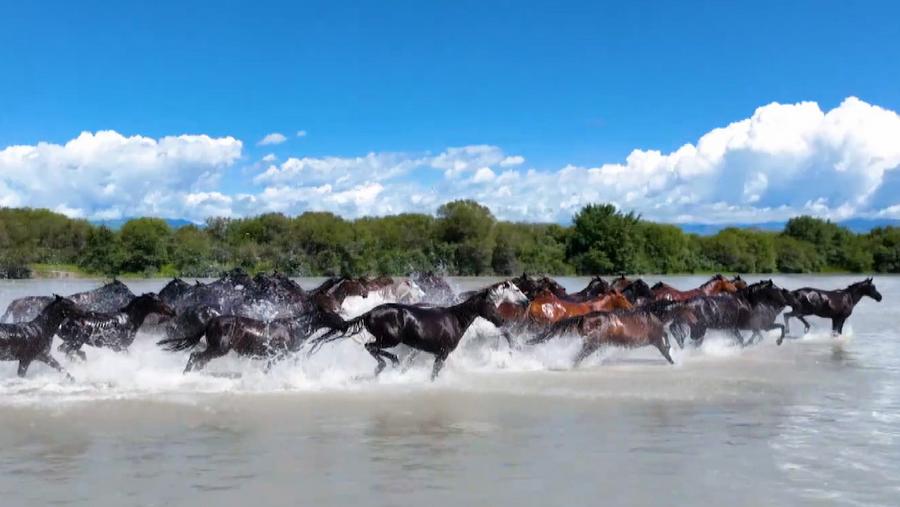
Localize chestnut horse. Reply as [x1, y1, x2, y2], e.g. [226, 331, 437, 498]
[651, 274, 738, 302]
[526, 289, 633, 325]
[527, 300, 697, 366]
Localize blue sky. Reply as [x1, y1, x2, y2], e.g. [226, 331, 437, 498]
[1, 1, 900, 223]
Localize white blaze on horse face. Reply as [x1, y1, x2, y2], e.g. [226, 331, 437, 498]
[490, 282, 528, 307]
[404, 280, 426, 302]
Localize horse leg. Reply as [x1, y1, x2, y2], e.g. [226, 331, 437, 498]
[184, 346, 227, 373]
[400, 350, 420, 372]
[765, 323, 786, 345]
[655, 333, 675, 364]
[430, 353, 449, 381]
[365, 343, 388, 377]
[499, 328, 516, 350]
[572, 340, 600, 369]
[730, 328, 745, 347]
[797, 315, 811, 334]
[36, 353, 74, 381]
[378, 349, 400, 368]
[669, 323, 685, 349]
[832, 317, 846, 336]
[690, 324, 706, 346]
[17, 359, 32, 378]
[58, 342, 87, 362]
[783, 312, 793, 335]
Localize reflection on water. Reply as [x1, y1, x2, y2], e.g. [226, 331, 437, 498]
[0, 275, 898, 505]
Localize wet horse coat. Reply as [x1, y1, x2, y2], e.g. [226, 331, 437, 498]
[783, 278, 882, 336]
[308, 282, 529, 379]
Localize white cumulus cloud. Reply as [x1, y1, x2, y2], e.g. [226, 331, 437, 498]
[0, 130, 242, 221]
[257, 132, 287, 146]
[2, 97, 899, 225]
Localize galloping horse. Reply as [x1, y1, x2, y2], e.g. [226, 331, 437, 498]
[526, 289, 633, 325]
[671, 280, 795, 347]
[0, 296, 81, 379]
[651, 275, 738, 302]
[57, 293, 176, 360]
[159, 308, 341, 373]
[307, 282, 528, 380]
[783, 278, 882, 337]
[564, 276, 611, 302]
[2, 279, 135, 323]
[527, 301, 697, 366]
[619, 279, 654, 305]
[309, 276, 370, 313]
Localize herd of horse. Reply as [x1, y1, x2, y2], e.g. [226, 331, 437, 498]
[0, 270, 883, 381]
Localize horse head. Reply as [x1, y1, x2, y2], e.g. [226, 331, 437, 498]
[731, 275, 748, 290]
[133, 293, 177, 318]
[854, 277, 882, 302]
[608, 290, 633, 310]
[488, 281, 529, 307]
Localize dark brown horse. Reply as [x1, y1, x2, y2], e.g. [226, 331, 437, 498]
[783, 278, 882, 337]
[307, 282, 528, 379]
[527, 301, 697, 366]
[309, 276, 370, 312]
[651, 275, 738, 302]
[159, 309, 339, 373]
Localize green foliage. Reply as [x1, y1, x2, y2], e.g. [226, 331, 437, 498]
[118, 218, 172, 273]
[0, 203, 892, 278]
[436, 200, 495, 275]
[79, 226, 122, 275]
[868, 227, 900, 273]
[567, 204, 643, 274]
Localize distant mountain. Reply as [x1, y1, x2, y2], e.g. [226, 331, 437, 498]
[90, 217, 197, 230]
[678, 218, 900, 236]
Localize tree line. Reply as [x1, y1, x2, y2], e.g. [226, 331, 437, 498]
[0, 202, 898, 278]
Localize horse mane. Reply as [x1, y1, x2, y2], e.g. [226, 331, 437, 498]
[847, 278, 873, 290]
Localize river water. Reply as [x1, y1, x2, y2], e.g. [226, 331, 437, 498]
[0, 275, 897, 506]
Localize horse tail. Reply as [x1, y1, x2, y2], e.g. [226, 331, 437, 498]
[526, 316, 583, 345]
[305, 312, 367, 356]
[156, 325, 206, 352]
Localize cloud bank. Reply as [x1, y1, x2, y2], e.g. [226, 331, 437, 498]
[1, 97, 898, 224]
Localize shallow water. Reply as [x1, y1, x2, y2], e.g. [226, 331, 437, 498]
[0, 275, 898, 506]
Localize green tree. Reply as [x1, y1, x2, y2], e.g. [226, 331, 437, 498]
[869, 227, 900, 273]
[567, 204, 643, 274]
[79, 226, 122, 275]
[119, 218, 172, 273]
[436, 200, 496, 275]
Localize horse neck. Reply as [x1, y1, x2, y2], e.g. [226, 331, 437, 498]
[124, 299, 154, 327]
[33, 303, 68, 333]
[846, 285, 867, 305]
[450, 294, 489, 330]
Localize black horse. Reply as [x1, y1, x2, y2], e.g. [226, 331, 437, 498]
[619, 278, 654, 305]
[158, 277, 193, 307]
[56, 293, 176, 360]
[163, 270, 314, 347]
[0, 295, 81, 379]
[564, 276, 612, 302]
[1, 279, 135, 323]
[782, 278, 882, 337]
[671, 280, 795, 347]
[158, 308, 342, 373]
[307, 282, 528, 380]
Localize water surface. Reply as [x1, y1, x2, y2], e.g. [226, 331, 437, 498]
[0, 275, 897, 506]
